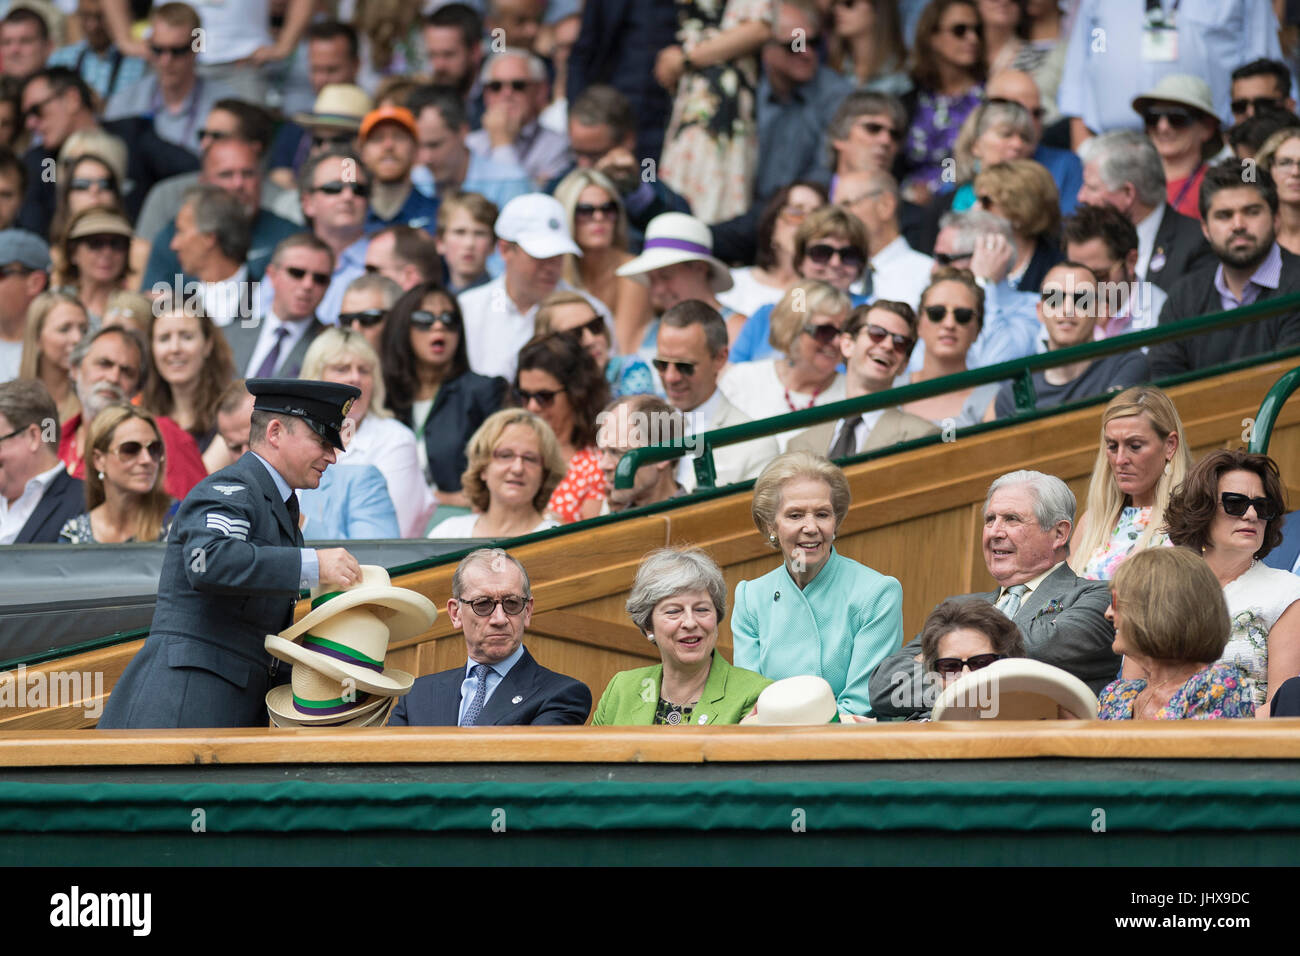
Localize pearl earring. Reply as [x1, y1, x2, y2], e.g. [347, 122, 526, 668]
[97, 471, 105, 480]
[1164, 460, 1172, 476]
[768, 533, 777, 544]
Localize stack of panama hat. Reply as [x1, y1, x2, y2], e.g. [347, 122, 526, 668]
[264, 566, 437, 727]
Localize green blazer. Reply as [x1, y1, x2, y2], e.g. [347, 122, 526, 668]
[591, 650, 772, 726]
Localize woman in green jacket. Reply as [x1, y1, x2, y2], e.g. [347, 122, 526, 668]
[592, 547, 771, 726]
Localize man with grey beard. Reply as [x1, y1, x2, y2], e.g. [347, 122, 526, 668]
[57, 326, 207, 500]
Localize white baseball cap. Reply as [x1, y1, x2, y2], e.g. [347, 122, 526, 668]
[496, 193, 582, 259]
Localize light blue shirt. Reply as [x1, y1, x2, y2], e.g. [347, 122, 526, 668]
[458, 642, 525, 725]
[251, 451, 318, 589]
[318, 235, 370, 326]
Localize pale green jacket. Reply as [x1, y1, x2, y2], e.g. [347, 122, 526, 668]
[591, 650, 772, 726]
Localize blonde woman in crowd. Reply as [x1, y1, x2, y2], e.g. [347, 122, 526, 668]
[19, 291, 87, 422]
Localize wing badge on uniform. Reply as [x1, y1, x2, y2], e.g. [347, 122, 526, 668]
[206, 513, 251, 540]
[211, 484, 245, 496]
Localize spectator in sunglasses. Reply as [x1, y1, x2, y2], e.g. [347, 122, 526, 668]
[721, 280, 849, 451]
[730, 206, 869, 363]
[142, 302, 235, 453]
[427, 409, 563, 538]
[382, 280, 505, 511]
[990, 262, 1148, 421]
[1165, 449, 1298, 712]
[1132, 75, 1226, 220]
[1255, 127, 1300, 255]
[225, 233, 330, 379]
[920, 597, 1025, 712]
[338, 273, 401, 352]
[553, 168, 648, 357]
[103, 3, 220, 155]
[899, 267, 998, 428]
[18, 291, 88, 424]
[828, 0, 911, 95]
[359, 106, 441, 234]
[534, 290, 653, 399]
[1229, 58, 1296, 125]
[1062, 202, 1167, 341]
[268, 84, 372, 195]
[1098, 547, 1254, 720]
[59, 208, 134, 326]
[52, 145, 149, 289]
[788, 300, 938, 459]
[513, 331, 610, 524]
[58, 404, 173, 543]
[899, 0, 986, 205]
[718, 181, 827, 319]
[299, 327, 431, 538]
[298, 147, 372, 325]
[467, 49, 569, 188]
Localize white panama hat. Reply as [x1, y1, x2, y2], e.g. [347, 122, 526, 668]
[616, 212, 733, 292]
[931, 658, 1099, 721]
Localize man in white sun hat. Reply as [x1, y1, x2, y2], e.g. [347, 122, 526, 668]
[457, 192, 611, 381]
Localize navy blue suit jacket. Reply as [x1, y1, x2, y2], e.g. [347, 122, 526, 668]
[16, 468, 85, 543]
[388, 647, 591, 726]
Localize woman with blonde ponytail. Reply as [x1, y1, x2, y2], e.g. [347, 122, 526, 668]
[1070, 386, 1192, 580]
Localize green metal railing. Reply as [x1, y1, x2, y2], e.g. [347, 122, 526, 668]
[1250, 365, 1300, 453]
[617, 289, 1300, 490]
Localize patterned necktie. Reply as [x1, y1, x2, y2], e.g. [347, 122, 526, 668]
[828, 415, 862, 460]
[461, 662, 494, 726]
[995, 584, 1029, 620]
[254, 325, 290, 379]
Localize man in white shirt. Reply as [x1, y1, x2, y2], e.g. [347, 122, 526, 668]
[166, 184, 251, 328]
[458, 192, 608, 381]
[0, 379, 82, 545]
[655, 300, 778, 491]
[223, 233, 330, 380]
[0, 229, 50, 382]
[299, 147, 371, 325]
[835, 170, 932, 311]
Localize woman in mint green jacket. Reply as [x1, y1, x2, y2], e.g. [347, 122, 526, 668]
[732, 452, 903, 717]
[592, 548, 772, 726]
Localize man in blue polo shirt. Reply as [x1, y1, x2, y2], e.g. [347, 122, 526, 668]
[359, 106, 441, 235]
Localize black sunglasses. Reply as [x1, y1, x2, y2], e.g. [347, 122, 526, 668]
[858, 119, 903, 142]
[805, 243, 866, 271]
[460, 595, 528, 617]
[485, 79, 531, 93]
[23, 93, 59, 123]
[1231, 96, 1283, 116]
[563, 314, 605, 338]
[314, 180, 370, 198]
[284, 265, 331, 286]
[652, 357, 695, 376]
[69, 177, 113, 192]
[1221, 492, 1280, 521]
[1040, 288, 1093, 310]
[513, 386, 564, 408]
[80, 234, 129, 252]
[198, 127, 233, 142]
[311, 133, 355, 149]
[340, 309, 386, 328]
[924, 304, 976, 325]
[410, 309, 460, 330]
[112, 439, 165, 462]
[575, 200, 618, 220]
[938, 22, 982, 40]
[150, 42, 193, 58]
[1141, 107, 1194, 130]
[802, 323, 843, 347]
[933, 653, 1003, 676]
[862, 323, 915, 356]
[932, 251, 970, 266]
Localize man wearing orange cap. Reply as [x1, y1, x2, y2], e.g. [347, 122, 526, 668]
[360, 105, 441, 234]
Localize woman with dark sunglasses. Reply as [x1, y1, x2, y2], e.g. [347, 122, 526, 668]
[1164, 449, 1300, 711]
[58, 404, 172, 543]
[898, 268, 998, 427]
[916, 597, 1025, 719]
[50, 146, 149, 290]
[382, 281, 505, 514]
[1098, 548, 1254, 720]
[720, 280, 848, 450]
[1132, 75, 1225, 219]
[534, 291, 654, 399]
[513, 331, 610, 524]
[58, 207, 135, 327]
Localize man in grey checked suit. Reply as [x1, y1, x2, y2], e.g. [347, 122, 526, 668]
[99, 379, 364, 728]
[869, 469, 1117, 718]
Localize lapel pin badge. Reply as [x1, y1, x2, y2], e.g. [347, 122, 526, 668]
[512, 695, 523, 704]
[774, 590, 780, 601]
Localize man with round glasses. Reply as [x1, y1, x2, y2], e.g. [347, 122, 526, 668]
[389, 548, 591, 726]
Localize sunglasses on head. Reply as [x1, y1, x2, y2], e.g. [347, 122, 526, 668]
[460, 595, 528, 617]
[485, 79, 531, 93]
[1231, 96, 1283, 117]
[314, 180, 369, 198]
[284, 265, 331, 286]
[311, 133, 355, 149]
[340, 309, 386, 327]
[933, 653, 1003, 677]
[70, 177, 113, 192]
[652, 357, 695, 376]
[1141, 107, 1195, 130]
[938, 22, 982, 40]
[112, 439, 165, 462]
[410, 309, 460, 330]
[802, 323, 843, 346]
[924, 304, 976, 325]
[1221, 492, 1279, 521]
[575, 200, 618, 220]
[805, 243, 866, 271]
[513, 385, 564, 408]
[150, 42, 193, 58]
[862, 323, 915, 356]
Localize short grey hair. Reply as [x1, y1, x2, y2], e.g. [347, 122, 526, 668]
[480, 48, 547, 84]
[625, 547, 727, 636]
[826, 90, 907, 167]
[182, 184, 252, 264]
[451, 548, 532, 600]
[69, 325, 147, 390]
[1079, 130, 1167, 208]
[936, 208, 1019, 259]
[985, 470, 1076, 530]
[344, 272, 402, 307]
